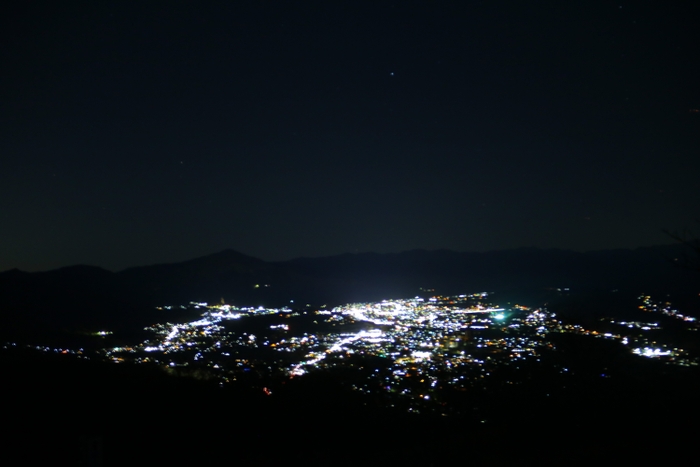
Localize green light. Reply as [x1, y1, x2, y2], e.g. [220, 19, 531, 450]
[494, 313, 505, 320]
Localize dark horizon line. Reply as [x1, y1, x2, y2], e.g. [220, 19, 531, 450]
[2, 241, 682, 275]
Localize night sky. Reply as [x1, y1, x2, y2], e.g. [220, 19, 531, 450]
[2, 1, 699, 272]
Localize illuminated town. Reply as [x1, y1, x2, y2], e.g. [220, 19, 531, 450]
[7, 291, 686, 417]
[4, 291, 697, 416]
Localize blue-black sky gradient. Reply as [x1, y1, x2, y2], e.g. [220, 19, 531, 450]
[2, 1, 699, 271]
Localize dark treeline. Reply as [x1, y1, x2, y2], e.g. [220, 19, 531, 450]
[4, 337, 700, 466]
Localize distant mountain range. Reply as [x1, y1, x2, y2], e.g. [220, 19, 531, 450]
[1, 245, 698, 332]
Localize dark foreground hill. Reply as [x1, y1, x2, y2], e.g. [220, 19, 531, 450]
[3, 342, 700, 466]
